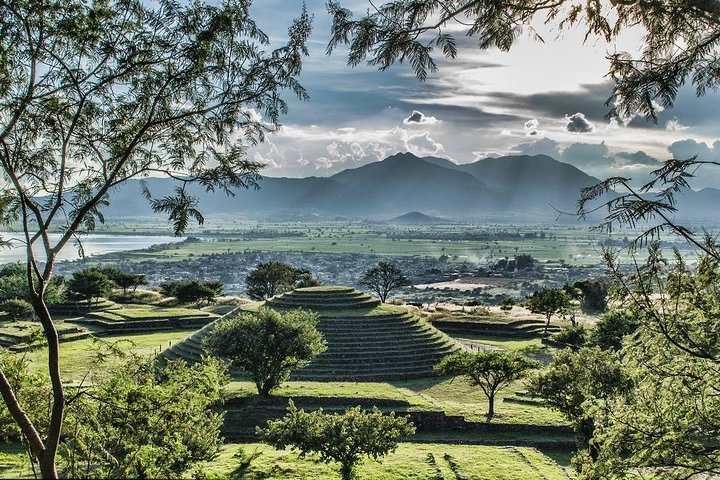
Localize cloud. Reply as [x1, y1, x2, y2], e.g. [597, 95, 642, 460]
[615, 151, 661, 166]
[665, 118, 689, 131]
[513, 137, 561, 157]
[668, 139, 720, 162]
[564, 112, 595, 133]
[403, 110, 440, 125]
[560, 142, 611, 166]
[524, 119, 539, 136]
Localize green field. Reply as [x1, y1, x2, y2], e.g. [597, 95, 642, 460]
[22, 330, 193, 382]
[194, 442, 570, 479]
[97, 220, 686, 266]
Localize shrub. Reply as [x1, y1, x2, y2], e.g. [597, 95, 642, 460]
[0, 299, 33, 321]
[551, 324, 587, 346]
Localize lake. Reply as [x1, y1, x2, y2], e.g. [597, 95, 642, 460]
[0, 233, 186, 264]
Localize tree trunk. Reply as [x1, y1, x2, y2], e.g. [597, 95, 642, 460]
[487, 393, 495, 420]
[340, 461, 355, 480]
[33, 293, 64, 480]
[544, 315, 551, 335]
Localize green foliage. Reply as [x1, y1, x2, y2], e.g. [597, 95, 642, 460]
[0, 352, 52, 441]
[60, 356, 228, 479]
[0, 264, 64, 306]
[499, 298, 515, 311]
[0, 299, 33, 321]
[587, 310, 638, 351]
[204, 307, 326, 396]
[245, 262, 320, 300]
[361, 262, 410, 303]
[527, 347, 628, 464]
[572, 280, 608, 313]
[551, 324, 587, 347]
[66, 268, 114, 306]
[160, 279, 224, 306]
[435, 350, 539, 418]
[99, 268, 147, 295]
[260, 401, 415, 480]
[580, 246, 720, 479]
[526, 288, 572, 334]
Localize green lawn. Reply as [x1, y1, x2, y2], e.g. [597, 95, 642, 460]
[193, 442, 571, 480]
[396, 376, 567, 425]
[21, 330, 194, 382]
[91, 304, 215, 321]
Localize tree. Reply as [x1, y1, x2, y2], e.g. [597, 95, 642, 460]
[0, 264, 64, 306]
[100, 268, 147, 295]
[578, 245, 720, 479]
[0, 299, 34, 321]
[66, 268, 114, 306]
[0, 0, 311, 475]
[204, 307, 326, 397]
[435, 350, 539, 419]
[360, 262, 410, 303]
[245, 262, 319, 300]
[526, 288, 572, 335]
[573, 279, 609, 313]
[260, 401, 415, 480]
[60, 355, 227, 479]
[174, 279, 223, 307]
[527, 347, 629, 467]
[587, 310, 638, 351]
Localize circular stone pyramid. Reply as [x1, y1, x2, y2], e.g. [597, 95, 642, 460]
[161, 286, 460, 382]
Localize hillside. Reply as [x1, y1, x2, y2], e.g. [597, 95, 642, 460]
[100, 152, 718, 222]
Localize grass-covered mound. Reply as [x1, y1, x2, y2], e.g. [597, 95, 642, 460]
[164, 286, 461, 382]
[72, 303, 217, 332]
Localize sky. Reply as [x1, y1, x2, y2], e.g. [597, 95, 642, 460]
[245, 0, 720, 189]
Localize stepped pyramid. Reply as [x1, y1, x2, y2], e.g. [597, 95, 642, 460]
[161, 286, 461, 381]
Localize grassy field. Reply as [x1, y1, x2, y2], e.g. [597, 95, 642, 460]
[22, 329, 193, 382]
[88, 304, 216, 321]
[0, 441, 571, 479]
[99, 220, 684, 266]
[193, 442, 570, 479]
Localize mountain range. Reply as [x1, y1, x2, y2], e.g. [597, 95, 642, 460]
[101, 152, 720, 222]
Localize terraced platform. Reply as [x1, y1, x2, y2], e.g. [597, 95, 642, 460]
[162, 286, 461, 381]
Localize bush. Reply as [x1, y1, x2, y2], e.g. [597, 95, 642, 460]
[0, 299, 33, 321]
[551, 324, 587, 346]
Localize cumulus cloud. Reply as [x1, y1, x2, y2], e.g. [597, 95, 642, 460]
[665, 118, 689, 131]
[524, 118, 539, 136]
[615, 151, 661, 166]
[564, 112, 595, 133]
[560, 142, 611, 166]
[513, 137, 561, 157]
[403, 110, 440, 125]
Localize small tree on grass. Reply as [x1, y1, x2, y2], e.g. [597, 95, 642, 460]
[361, 262, 410, 303]
[526, 288, 572, 335]
[66, 269, 115, 307]
[435, 350, 539, 419]
[260, 401, 415, 480]
[204, 307, 326, 396]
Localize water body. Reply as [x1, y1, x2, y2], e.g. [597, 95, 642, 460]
[0, 232, 185, 264]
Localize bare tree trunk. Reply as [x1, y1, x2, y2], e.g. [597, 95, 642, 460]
[32, 292, 64, 479]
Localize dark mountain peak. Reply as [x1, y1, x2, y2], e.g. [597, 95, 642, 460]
[389, 211, 448, 224]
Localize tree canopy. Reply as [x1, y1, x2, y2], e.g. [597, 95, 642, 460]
[435, 350, 539, 418]
[204, 307, 326, 396]
[360, 261, 410, 303]
[260, 401, 415, 480]
[526, 288, 572, 334]
[245, 262, 320, 300]
[0, 0, 311, 475]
